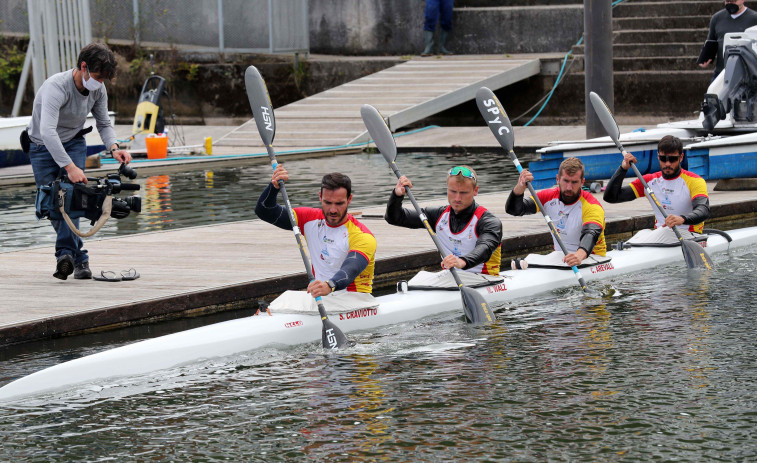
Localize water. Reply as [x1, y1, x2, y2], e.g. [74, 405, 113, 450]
[0, 151, 520, 250]
[2, 246, 757, 461]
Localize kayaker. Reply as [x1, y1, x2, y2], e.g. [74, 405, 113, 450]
[255, 166, 378, 312]
[603, 135, 710, 245]
[506, 157, 606, 267]
[385, 165, 503, 275]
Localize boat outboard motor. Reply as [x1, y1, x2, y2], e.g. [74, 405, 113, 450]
[701, 27, 757, 132]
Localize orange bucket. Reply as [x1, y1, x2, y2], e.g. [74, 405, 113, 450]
[145, 135, 168, 159]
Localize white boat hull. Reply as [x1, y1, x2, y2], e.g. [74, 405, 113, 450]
[2, 226, 757, 401]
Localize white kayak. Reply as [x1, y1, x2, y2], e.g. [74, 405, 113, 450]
[2, 226, 757, 401]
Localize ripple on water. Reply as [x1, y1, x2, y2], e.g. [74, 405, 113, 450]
[2, 249, 757, 459]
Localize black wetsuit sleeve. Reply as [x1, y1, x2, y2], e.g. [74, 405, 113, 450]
[683, 196, 711, 226]
[603, 166, 638, 203]
[254, 183, 293, 230]
[384, 191, 425, 228]
[330, 251, 369, 291]
[578, 222, 603, 255]
[505, 190, 538, 216]
[462, 211, 503, 270]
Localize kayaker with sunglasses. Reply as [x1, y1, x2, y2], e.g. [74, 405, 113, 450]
[385, 165, 502, 275]
[507, 157, 607, 268]
[603, 135, 710, 246]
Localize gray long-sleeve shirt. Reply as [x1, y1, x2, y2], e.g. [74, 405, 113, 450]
[26, 69, 117, 167]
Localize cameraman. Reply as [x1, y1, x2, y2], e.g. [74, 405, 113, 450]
[26, 42, 132, 280]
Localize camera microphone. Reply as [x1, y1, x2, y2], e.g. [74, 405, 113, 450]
[119, 183, 141, 191]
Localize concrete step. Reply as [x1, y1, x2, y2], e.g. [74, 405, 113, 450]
[612, 1, 718, 18]
[614, 28, 708, 44]
[613, 15, 711, 30]
[457, 0, 580, 6]
[572, 55, 704, 71]
[572, 42, 703, 57]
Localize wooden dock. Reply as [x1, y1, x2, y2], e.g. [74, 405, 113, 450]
[215, 56, 541, 149]
[1, 185, 756, 346]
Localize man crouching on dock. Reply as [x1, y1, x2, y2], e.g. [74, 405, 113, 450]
[255, 166, 378, 313]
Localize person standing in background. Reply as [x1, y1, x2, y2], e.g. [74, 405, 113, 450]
[699, 0, 757, 79]
[421, 0, 455, 56]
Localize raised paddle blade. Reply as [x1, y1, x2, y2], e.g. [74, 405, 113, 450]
[322, 317, 351, 349]
[244, 65, 276, 146]
[460, 286, 495, 324]
[475, 87, 515, 153]
[360, 105, 397, 163]
[589, 92, 623, 151]
[681, 239, 715, 270]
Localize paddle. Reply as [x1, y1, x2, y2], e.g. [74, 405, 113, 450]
[360, 104, 495, 324]
[245, 65, 351, 348]
[588, 91, 714, 270]
[475, 87, 592, 293]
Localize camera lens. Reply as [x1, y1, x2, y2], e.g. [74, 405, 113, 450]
[119, 163, 138, 180]
[125, 196, 141, 213]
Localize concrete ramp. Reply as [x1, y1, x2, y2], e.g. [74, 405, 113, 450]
[216, 57, 540, 150]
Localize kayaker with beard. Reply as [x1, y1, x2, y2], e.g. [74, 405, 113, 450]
[506, 157, 606, 267]
[603, 135, 710, 244]
[385, 165, 502, 275]
[255, 166, 377, 313]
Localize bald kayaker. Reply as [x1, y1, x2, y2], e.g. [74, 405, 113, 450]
[506, 157, 607, 267]
[385, 165, 503, 275]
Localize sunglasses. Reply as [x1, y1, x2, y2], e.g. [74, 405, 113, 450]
[658, 155, 681, 163]
[449, 166, 476, 180]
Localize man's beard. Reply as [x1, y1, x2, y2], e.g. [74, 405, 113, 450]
[560, 190, 580, 204]
[661, 166, 681, 180]
[324, 209, 347, 226]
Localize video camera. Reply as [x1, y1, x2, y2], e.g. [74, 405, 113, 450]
[36, 163, 142, 237]
[94, 163, 142, 219]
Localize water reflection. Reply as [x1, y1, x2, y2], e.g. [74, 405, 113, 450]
[0, 152, 519, 250]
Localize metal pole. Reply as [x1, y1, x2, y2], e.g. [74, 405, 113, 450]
[268, 0, 274, 53]
[133, 0, 140, 46]
[584, 0, 614, 139]
[218, 0, 224, 53]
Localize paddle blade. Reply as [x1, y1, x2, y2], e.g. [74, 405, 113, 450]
[460, 286, 496, 324]
[475, 87, 514, 153]
[589, 92, 622, 147]
[321, 317, 351, 349]
[360, 105, 397, 163]
[681, 239, 715, 270]
[244, 65, 276, 146]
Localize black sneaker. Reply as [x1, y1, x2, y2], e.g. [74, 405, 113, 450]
[53, 254, 74, 280]
[74, 261, 92, 280]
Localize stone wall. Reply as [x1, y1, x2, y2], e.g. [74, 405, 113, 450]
[308, 0, 584, 55]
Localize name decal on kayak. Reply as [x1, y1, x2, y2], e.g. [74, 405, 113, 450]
[285, 321, 303, 328]
[590, 262, 615, 273]
[486, 283, 507, 293]
[339, 307, 378, 320]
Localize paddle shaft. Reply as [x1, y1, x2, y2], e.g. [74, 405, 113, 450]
[387, 161, 470, 288]
[508, 149, 590, 291]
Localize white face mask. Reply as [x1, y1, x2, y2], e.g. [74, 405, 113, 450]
[82, 66, 103, 92]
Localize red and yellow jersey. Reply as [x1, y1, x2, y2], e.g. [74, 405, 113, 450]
[630, 169, 708, 233]
[293, 207, 376, 293]
[535, 188, 607, 256]
[434, 205, 501, 275]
